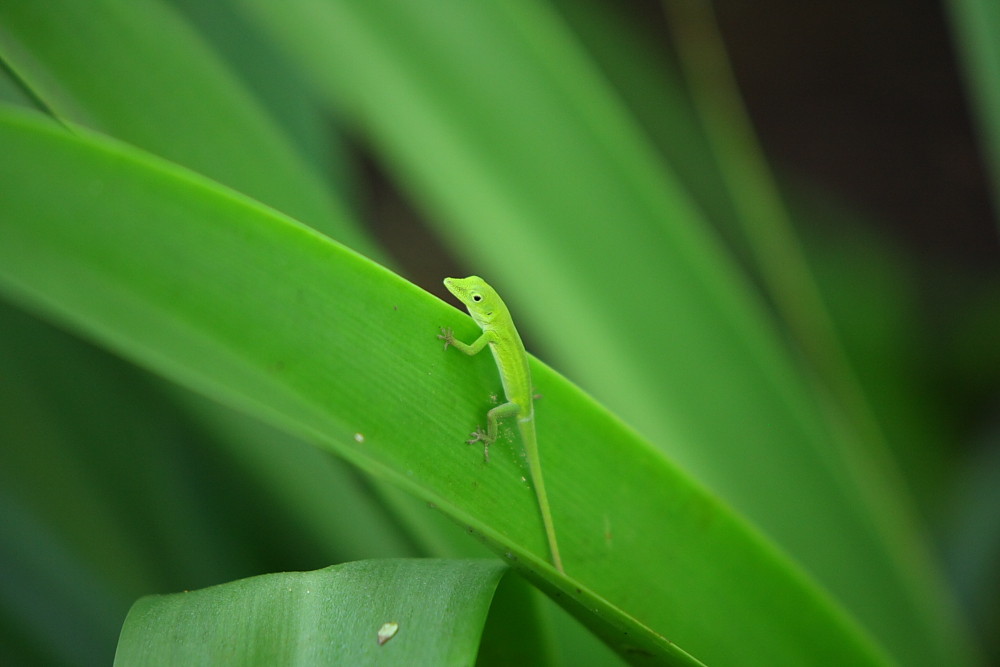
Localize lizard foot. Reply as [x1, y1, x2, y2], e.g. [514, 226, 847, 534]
[466, 427, 494, 462]
[437, 327, 455, 350]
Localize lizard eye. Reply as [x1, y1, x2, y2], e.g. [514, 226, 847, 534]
[472, 294, 482, 302]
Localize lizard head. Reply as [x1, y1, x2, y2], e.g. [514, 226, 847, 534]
[443, 276, 503, 326]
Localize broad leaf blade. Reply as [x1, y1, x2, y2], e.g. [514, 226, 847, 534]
[0, 108, 889, 664]
[114, 560, 507, 666]
[232, 2, 969, 663]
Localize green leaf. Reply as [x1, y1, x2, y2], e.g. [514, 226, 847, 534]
[114, 560, 507, 666]
[0, 0, 377, 256]
[169, 388, 427, 563]
[166, 0, 353, 190]
[0, 300, 424, 663]
[0, 107, 890, 664]
[233, 1, 970, 663]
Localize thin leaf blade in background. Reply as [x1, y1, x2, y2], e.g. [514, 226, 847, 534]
[947, 0, 1000, 221]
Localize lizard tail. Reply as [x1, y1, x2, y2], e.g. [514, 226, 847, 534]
[519, 420, 564, 573]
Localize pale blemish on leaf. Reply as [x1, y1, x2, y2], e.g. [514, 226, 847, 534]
[377, 621, 399, 646]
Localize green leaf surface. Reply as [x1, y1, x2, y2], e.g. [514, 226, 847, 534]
[0, 108, 890, 664]
[233, 1, 969, 663]
[0, 301, 425, 663]
[545, 0, 739, 232]
[114, 559, 507, 666]
[168, 388, 426, 564]
[166, 0, 352, 190]
[0, 303, 255, 665]
[0, 0, 378, 256]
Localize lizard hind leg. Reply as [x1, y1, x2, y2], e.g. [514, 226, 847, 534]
[470, 401, 521, 462]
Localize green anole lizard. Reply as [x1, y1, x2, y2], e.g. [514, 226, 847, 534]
[438, 276, 564, 573]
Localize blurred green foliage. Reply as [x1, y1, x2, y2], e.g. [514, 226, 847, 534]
[0, 0, 997, 664]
